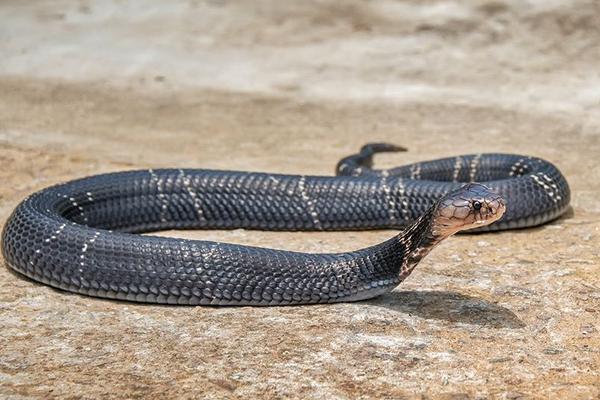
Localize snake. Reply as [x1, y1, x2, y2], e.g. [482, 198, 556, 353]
[1, 144, 570, 306]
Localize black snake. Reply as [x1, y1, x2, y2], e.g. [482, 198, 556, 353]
[1, 144, 570, 305]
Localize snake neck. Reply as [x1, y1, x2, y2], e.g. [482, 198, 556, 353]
[395, 205, 445, 281]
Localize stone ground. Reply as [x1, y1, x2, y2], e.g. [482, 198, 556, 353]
[1, 1, 599, 399]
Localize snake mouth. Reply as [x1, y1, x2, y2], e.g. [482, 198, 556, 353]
[432, 183, 506, 236]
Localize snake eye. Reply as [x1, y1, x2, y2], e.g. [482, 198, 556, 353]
[472, 201, 482, 211]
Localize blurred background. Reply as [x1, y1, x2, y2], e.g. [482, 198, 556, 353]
[2, 0, 598, 206]
[1, 1, 599, 399]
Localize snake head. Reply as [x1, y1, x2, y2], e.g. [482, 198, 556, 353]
[432, 183, 506, 237]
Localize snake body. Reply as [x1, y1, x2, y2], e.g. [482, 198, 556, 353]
[1, 145, 570, 305]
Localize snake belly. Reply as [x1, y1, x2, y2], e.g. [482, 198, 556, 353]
[1, 150, 570, 305]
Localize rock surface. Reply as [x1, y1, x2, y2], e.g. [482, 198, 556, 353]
[1, 1, 599, 398]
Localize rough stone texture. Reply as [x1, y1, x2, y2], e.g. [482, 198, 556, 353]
[1, 1, 599, 398]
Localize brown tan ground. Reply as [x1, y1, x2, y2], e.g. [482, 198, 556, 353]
[1, 1, 600, 399]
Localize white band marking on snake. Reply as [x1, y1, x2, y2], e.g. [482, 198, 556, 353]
[410, 163, 421, 179]
[469, 154, 482, 182]
[42, 223, 66, 245]
[351, 167, 363, 177]
[79, 231, 100, 268]
[397, 178, 409, 221]
[298, 175, 322, 229]
[68, 196, 87, 223]
[381, 175, 396, 223]
[531, 173, 561, 202]
[452, 156, 462, 182]
[33, 223, 67, 265]
[509, 158, 526, 177]
[179, 169, 206, 223]
[149, 169, 170, 223]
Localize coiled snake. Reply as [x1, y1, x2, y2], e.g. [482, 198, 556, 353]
[1, 144, 570, 305]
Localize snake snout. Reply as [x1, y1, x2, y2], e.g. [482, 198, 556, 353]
[485, 196, 506, 220]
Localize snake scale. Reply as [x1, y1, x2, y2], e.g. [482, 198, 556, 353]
[1, 144, 570, 305]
